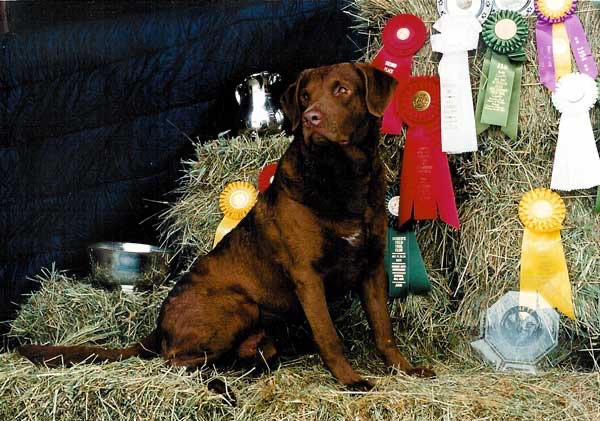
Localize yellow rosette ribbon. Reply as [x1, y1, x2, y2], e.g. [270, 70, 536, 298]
[213, 181, 257, 248]
[518, 188, 575, 319]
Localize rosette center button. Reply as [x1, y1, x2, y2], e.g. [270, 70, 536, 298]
[565, 88, 585, 103]
[412, 91, 431, 111]
[456, 0, 473, 9]
[231, 191, 251, 208]
[531, 200, 553, 219]
[495, 19, 518, 40]
[396, 27, 411, 40]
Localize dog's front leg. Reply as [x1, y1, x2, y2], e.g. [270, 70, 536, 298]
[360, 264, 435, 378]
[293, 271, 373, 390]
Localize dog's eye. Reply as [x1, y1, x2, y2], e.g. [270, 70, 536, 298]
[334, 86, 350, 96]
[301, 92, 310, 103]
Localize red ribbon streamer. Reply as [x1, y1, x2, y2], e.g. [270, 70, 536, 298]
[397, 77, 460, 229]
[371, 14, 427, 135]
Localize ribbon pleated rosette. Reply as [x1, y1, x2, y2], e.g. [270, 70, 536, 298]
[397, 77, 460, 229]
[550, 73, 600, 190]
[384, 185, 430, 298]
[371, 14, 427, 135]
[518, 188, 575, 319]
[475, 10, 528, 140]
[213, 181, 257, 248]
[431, 15, 482, 153]
[493, 0, 535, 16]
[535, 0, 598, 92]
[437, 0, 493, 23]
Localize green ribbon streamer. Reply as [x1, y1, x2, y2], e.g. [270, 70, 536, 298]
[386, 228, 430, 298]
[384, 185, 430, 298]
[475, 51, 522, 140]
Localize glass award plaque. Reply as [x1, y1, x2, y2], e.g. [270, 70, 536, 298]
[471, 291, 559, 373]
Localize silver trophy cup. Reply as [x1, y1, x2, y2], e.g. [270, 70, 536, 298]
[235, 71, 285, 136]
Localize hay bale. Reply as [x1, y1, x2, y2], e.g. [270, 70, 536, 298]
[3, 269, 599, 419]
[346, 0, 600, 343]
[158, 134, 291, 268]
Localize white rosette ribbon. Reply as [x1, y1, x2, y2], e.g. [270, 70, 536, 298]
[550, 73, 600, 191]
[431, 15, 482, 154]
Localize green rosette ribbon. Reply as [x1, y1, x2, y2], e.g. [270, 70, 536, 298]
[385, 185, 431, 299]
[475, 10, 528, 140]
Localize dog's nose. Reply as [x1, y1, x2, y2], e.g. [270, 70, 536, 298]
[303, 109, 322, 127]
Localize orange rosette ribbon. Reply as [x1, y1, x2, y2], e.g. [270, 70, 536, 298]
[213, 181, 257, 248]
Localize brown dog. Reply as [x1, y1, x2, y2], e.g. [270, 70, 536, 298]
[18, 63, 434, 389]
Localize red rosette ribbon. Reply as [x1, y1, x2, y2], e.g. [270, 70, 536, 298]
[371, 14, 427, 135]
[397, 76, 460, 229]
[257, 163, 278, 193]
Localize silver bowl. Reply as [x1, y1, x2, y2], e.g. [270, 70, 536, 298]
[88, 242, 172, 292]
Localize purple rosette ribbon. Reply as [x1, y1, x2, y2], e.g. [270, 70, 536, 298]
[535, 0, 598, 91]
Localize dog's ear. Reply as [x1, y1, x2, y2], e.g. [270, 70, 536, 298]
[354, 63, 397, 117]
[280, 71, 308, 130]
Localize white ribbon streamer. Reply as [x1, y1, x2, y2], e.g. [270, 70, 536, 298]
[551, 73, 600, 191]
[431, 15, 482, 154]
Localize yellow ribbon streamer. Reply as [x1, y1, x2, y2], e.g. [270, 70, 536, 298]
[213, 181, 257, 247]
[552, 23, 572, 84]
[518, 188, 575, 319]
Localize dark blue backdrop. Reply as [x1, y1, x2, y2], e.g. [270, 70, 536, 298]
[0, 0, 362, 326]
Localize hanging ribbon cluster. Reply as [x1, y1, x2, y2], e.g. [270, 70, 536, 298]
[372, 14, 427, 134]
[518, 188, 575, 319]
[475, 10, 528, 140]
[535, 0, 598, 92]
[431, 15, 482, 154]
[397, 77, 460, 229]
[550, 73, 600, 191]
[384, 185, 430, 299]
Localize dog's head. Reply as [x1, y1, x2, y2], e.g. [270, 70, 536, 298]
[280, 63, 397, 146]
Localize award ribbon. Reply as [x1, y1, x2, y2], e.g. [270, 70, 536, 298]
[550, 73, 600, 191]
[431, 15, 482, 154]
[397, 77, 460, 229]
[385, 186, 431, 298]
[258, 163, 278, 193]
[437, 0, 493, 23]
[213, 181, 257, 248]
[535, 0, 598, 92]
[475, 10, 528, 140]
[371, 14, 427, 135]
[518, 188, 575, 319]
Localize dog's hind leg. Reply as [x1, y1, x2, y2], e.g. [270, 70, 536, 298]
[158, 284, 261, 368]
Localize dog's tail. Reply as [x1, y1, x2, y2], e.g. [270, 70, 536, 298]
[17, 330, 160, 367]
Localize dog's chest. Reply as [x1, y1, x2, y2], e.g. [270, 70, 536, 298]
[314, 220, 384, 294]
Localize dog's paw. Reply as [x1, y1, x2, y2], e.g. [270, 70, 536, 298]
[345, 378, 375, 391]
[408, 366, 436, 378]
